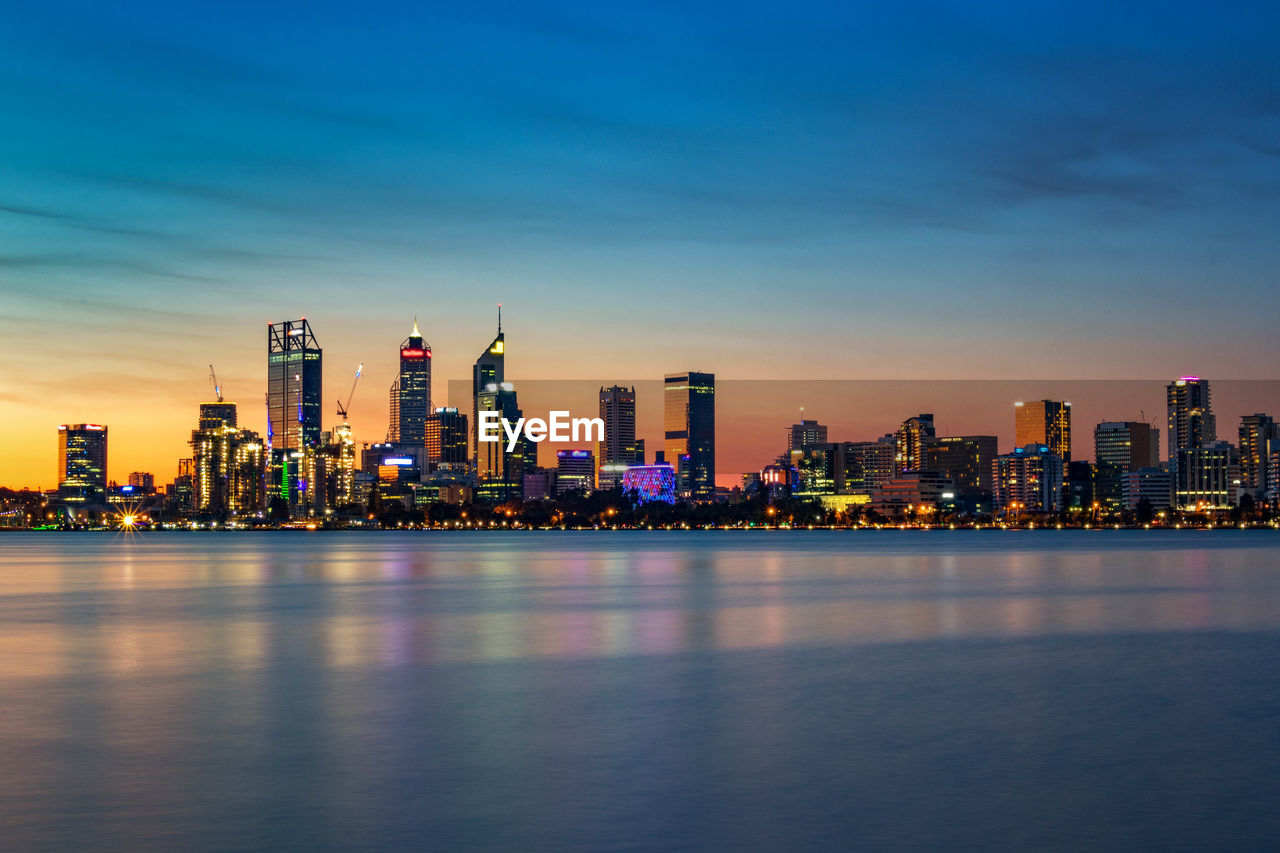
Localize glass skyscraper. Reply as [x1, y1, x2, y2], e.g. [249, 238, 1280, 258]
[471, 310, 505, 465]
[57, 423, 107, 503]
[1014, 400, 1072, 464]
[389, 319, 432, 444]
[664, 371, 715, 499]
[267, 319, 323, 451]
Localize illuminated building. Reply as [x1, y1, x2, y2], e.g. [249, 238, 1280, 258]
[1094, 422, 1160, 509]
[992, 444, 1064, 513]
[1175, 441, 1238, 508]
[840, 436, 897, 494]
[475, 382, 532, 502]
[167, 458, 195, 516]
[1014, 400, 1071, 464]
[894, 414, 935, 474]
[389, 319, 432, 444]
[191, 402, 265, 518]
[57, 424, 107, 503]
[870, 471, 955, 516]
[199, 402, 238, 430]
[923, 435, 997, 495]
[361, 442, 424, 509]
[1237, 414, 1277, 495]
[1166, 377, 1215, 461]
[127, 472, 155, 491]
[311, 423, 358, 510]
[621, 464, 677, 504]
[267, 319, 321, 506]
[267, 319, 322, 450]
[664, 372, 715, 499]
[556, 449, 595, 495]
[788, 419, 828, 455]
[425, 407, 469, 470]
[1123, 467, 1174, 510]
[792, 443, 838, 497]
[599, 385, 640, 489]
[471, 308, 505, 464]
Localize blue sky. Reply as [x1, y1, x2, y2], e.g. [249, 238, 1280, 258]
[1, 0, 1279, 483]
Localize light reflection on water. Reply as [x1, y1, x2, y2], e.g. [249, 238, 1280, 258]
[2, 530, 1280, 851]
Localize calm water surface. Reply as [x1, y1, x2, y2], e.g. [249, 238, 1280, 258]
[2, 530, 1280, 851]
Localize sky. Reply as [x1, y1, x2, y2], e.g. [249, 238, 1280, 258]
[1, 0, 1279, 487]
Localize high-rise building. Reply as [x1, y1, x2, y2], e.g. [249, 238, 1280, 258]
[599, 385, 640, 489]
[664, 372, 715, 499]
[841, 436, 898, 494]
[267, 319, 322, 451]
[57, 424, 108, 503]
[556, 449, 595, 495]
[127, 472, 155, 491]
[1238, 414, 1278, 494]
[788, 419, 828, 455]
[1166, 377, 1215, 462]
[1094, 421, 1160, 509]
[425, 407, 469, 469]
[471, 309, 505, 464]
[924, 435, 998, 495]
[475, 382, 532, 502]
[993, 444, 1065, 514]
[190, 402, 265, 518]
[389, 319, 432, 444]
[1175, 441, 1238, 509]
[1014, 400, 1071, 463]
[895, 414, 935, 474]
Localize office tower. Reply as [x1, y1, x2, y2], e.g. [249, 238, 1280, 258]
[556, 450, 595, 495]
[267, 319, 322, 451]
[600, 385, 637, 461]
[924, 435, 998, 494]
[1166, 377, 1215, 460]
[1175, 441, 1239, 508]
[664, 372, 715, 499]
[1014, 400, 1071, 463]
[788, 419, 828, 454]
[792, 443, 839, 496]
[992, 444, 1065, 513]
[475, 382, 531, 501]
[895, 414, 935, 474]
[199, 402, 238, 431]
[57, 424, 108, 503]
[322, 422, 358, 508]
[1238, 414, 1278, 493]
[190, 402, 265, 518]
[471, 309, 505, 463]
[841, 436, 898, 494]
[389, 319, 432, 444]
[1094, 422, 1161, 509]
[425, 407, 469, 469]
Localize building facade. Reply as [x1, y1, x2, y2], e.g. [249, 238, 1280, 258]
[1166, 377, 1215, 463]
[1015, 400, 1071, 463]
[389, 319, 432, 444]
[664, 372, 715, 499]
[993, 444, 1065, 514]
[57, 423, 108, 504]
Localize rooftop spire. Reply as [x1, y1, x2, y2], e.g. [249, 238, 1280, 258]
[412, 316, 420, 338]
[497, 303, 502, 335]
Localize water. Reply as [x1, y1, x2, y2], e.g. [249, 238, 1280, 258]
[2, 530, 1280, 851]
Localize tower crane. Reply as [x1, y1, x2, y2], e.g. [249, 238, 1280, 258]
[337, 363, 363, 421]
[209, 364, 223, 402]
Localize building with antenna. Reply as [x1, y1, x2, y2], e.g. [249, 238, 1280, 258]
[388, 319, 431, 444]
[471, 306, 505, 465]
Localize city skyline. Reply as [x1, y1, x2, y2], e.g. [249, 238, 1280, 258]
[4, 1, 1280, 491]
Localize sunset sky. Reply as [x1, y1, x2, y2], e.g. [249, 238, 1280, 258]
[2, 0, 1279, 488]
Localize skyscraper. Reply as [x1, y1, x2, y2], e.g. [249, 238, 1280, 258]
[1094, 421, 1160, 509]
[425, 407, 469, 469]
[895, 414, 935, 474]
[267, 319, 322, 451]
[556, 449, 595, 495]
[1014, 400, 1071, 463]
[57, 423, 107, 503]
[664, 372, 715, 499]
[924, 435, 998, 495]
[388, 319, 432, 444]
[471, 308, 505, 464]
[599, 385, 639, 489]
[1237, 414, 1277, 494]
[993, 444, 1065, 513]
[788, 418, 828, 455]
[1166, 377, 1215, 461]
[475, 382, 531, 502]
[190, 402, 265, 519]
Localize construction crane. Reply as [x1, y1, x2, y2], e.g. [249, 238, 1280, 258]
[208, 364, 223, 402]
[337, 363, 363, 421]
